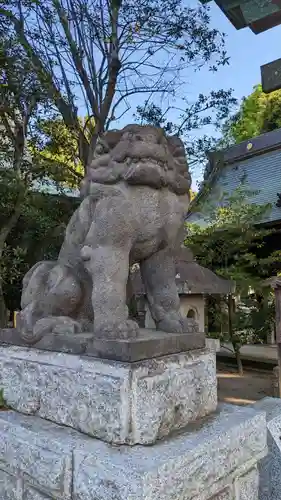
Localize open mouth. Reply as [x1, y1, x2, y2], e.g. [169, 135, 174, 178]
[124, 157, 171, 172]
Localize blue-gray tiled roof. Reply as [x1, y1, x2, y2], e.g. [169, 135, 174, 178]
[188, 131, 281, 227]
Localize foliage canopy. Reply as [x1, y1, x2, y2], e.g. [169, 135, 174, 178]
[222, 84, 281, 145]
[1, 0, 231, 166]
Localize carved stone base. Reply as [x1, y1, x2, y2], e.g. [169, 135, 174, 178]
[0, 344, 215, 445]
[0, 405, 267, 500]
[0, 327, 205, 361]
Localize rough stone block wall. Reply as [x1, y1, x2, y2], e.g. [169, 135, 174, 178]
[0, 405, 266, 500]
[235, 468, 259, 500]
[0, 465, 259, 499]
[0, 345, 217, 446]
[190, 466, 260, 500]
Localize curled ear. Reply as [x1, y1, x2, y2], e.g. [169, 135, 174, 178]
[167, 135, 186, 159]
[103, 129, 123, 149]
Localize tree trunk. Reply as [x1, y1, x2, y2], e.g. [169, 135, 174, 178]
[228, 294, 243, 375]
[0, 243, 8, 328]
[0, 192, 26, 328]
[0, 280, 8, 328]
[234, 346, 244, 376]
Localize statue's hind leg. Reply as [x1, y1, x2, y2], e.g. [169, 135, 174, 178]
[19, 263, 83, 344]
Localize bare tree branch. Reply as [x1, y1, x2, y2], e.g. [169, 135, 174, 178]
[0, 0, 230, 169]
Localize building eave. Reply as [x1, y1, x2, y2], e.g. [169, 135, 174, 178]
[187, 127, 281, 225]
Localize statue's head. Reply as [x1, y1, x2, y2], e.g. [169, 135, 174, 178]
[80, 124, 191, 197]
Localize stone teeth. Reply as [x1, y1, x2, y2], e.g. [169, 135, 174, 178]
[125, 158, 167, 169]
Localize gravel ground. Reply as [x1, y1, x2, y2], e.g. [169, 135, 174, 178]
[217, 362, 274, 406]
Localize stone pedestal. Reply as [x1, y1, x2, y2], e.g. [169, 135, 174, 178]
[0, 344, 215, 445]
[0, 404, 266, 500]
[0, 336, 269, 500]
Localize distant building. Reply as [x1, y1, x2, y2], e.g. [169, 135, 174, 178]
[188, 128, 281, 229]
[199, 0, 281, 34]
[187, 129, 281, 345]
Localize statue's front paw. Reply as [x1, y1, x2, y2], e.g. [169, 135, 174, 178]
[157, 316, 199, 334]
[157, 317, 183, 334]
[180, 317, 199, 333]
[94, 319, 139, 340]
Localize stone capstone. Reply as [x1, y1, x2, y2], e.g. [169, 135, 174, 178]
[0, 327, 205, 361]
[0, 469, 22, 500]
[0, 404, 267, 500]
[0, 345, 216, 445]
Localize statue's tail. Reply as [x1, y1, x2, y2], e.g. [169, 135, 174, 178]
[19, 314, 82, 345]
[16, 304, 44, 345]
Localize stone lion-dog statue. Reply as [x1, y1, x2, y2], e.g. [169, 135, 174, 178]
[18, 124, 197, 343]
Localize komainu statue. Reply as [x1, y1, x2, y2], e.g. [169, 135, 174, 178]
[18, 124, 197, 343]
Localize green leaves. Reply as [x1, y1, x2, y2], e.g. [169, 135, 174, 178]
[186, 182, 280, 290]
[134, 90, 237, 172]
[0, 244, 27, 286]
[0, 0, 230, 158]
[222, 83, 281, 145]
[186, 181, 281, 347]
[33, 115, 85, 189]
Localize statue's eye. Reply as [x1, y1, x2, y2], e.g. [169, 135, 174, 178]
[95, 143, 104, 155]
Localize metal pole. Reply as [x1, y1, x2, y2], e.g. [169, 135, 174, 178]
[274, 286, 281, 398]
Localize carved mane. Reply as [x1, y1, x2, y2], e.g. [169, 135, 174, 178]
[81, 124, 191, 197]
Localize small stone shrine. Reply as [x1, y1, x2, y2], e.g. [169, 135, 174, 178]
[0, 125, 268, 499]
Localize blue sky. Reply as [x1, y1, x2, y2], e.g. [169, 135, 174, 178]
[191, 2, 281, 104]
[74, 0, 281, 190]
[188, 2, 281, 187]
[112, 2, 281, 189]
